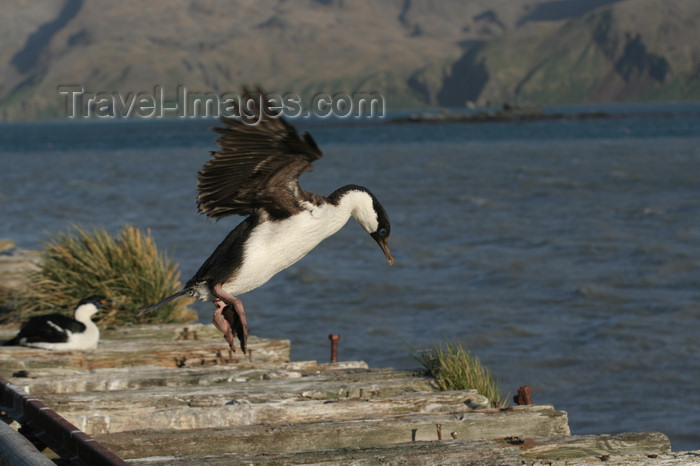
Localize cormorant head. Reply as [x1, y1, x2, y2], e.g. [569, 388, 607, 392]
[75, 296, 107, 319]
[368, 200, 393, 266]
[333, 185, 393, 266]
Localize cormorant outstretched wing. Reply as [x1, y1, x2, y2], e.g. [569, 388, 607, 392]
[197, 88, 323, 220]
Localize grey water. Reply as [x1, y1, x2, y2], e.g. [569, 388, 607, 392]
[1, 102, 700, 451]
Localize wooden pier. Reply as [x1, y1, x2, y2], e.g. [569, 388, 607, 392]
[0, 324, 696, 464]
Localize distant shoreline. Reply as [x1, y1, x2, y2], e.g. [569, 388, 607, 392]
[392, 105, 613, 124]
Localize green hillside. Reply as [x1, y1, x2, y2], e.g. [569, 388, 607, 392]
[0, 0, 698, 121]
[474, 0, 700, 105]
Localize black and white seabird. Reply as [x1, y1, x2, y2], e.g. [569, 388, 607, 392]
[141, 89, 393, 354]
[3, 296, 106, 350]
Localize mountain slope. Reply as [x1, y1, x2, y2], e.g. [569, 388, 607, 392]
[472, 0, 700, 105]
[0, 0, 698, 121]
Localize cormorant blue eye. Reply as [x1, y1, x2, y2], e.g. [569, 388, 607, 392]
[379, 228, 387, 237]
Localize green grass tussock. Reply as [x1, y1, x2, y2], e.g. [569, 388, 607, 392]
[16, 225, 196, 327]
[414, 338, 509, 408]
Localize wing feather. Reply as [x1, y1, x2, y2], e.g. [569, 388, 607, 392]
[197, 89, 323, 220]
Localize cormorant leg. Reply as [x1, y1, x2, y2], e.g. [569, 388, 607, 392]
[211, 299, 236, 351]
[212, 284, 248, 354]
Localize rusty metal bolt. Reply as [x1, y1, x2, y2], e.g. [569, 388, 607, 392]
[329, 334, 340, 363]
[177, 327, 189, 341]
[514, 385, 533, 405]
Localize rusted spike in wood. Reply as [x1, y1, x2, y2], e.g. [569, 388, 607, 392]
[329, 334, 340, 363]
[514, 385, 533, 405]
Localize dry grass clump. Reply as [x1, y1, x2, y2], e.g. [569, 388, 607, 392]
[15, 225, 196, 327]
[414, 338, 509, 408]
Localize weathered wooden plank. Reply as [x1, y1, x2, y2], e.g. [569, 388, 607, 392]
[519, 431, 672, 460]
[28, 372, 435, 406]
[123, 432, 676, 465]
[96, 406, 569, 458]
[16, 364, 416, 396]
[0, 328, 291, 377]
[4, 322, 227, 342]
[54, 390, 485, 434]
[574, 451, 700, 465]
[126, 438, 524, 465]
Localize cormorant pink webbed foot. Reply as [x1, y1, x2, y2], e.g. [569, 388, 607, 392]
[212, 300, 235, 350]
[211, 284, 248, 353]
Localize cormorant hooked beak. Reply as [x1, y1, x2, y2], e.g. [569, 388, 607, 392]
[371, 232, 394, 266]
